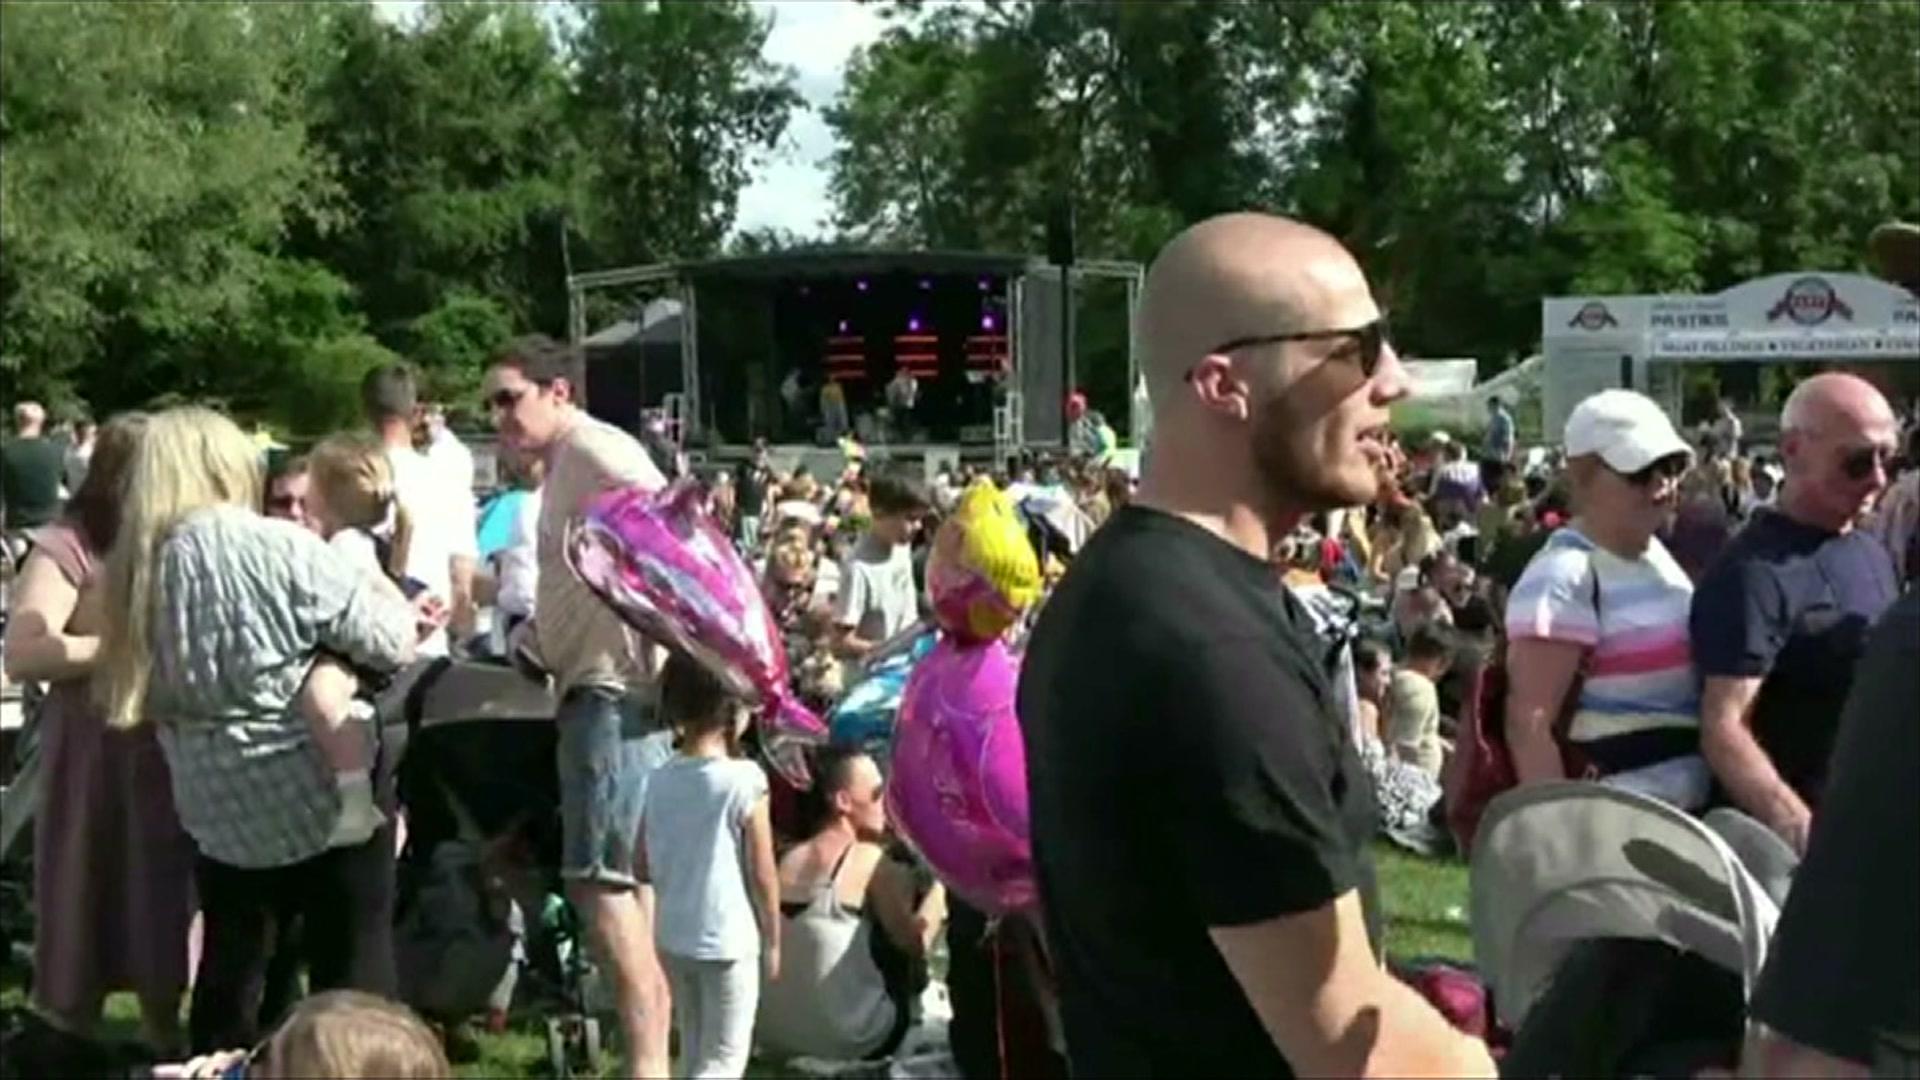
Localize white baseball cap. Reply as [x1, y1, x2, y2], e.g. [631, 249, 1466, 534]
[1564, 390, 1693, 474]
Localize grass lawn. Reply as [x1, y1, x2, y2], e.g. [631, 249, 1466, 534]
[6, 844, 1472, 1077]
[1374, 843, 1474, 964]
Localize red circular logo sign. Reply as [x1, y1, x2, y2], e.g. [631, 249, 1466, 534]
[1769, 276, 1854, 327]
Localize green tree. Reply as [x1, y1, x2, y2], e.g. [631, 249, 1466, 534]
[565, 0, 803, 265]
[209, 259, 403, 436]
[824, 0, 1920, 380]
[293, 1, 581, 347]
[0, 1, 339, 412]
[408, 290, 515, 404]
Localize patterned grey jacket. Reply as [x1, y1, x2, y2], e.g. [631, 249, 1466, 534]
[147, 505, 417, 868]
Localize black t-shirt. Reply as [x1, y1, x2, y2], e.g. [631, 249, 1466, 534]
[1690, 509, 1898, 808]
[0, 435, 65, 531]
[737, 462, 769, 517]
[1448, 590, 1498, 635]
[1017, 506, 1382, 1079]
[1749, 590, 1919, 1067]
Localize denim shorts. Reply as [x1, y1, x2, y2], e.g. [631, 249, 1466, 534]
[556, 686, 673, 889]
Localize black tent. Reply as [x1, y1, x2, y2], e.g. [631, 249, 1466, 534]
[583, 298, 684, 436]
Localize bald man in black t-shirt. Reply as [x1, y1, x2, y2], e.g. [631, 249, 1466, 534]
[1018, 214, 1495, 1078]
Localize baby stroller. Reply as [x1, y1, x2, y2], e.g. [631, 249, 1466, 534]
[1472, 782, 1796, 1077]
[381, 657, 607, 1078]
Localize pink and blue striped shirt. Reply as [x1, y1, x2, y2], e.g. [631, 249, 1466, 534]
[1505, 527, 1701, 770]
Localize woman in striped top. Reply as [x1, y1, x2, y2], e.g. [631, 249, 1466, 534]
[1504, 390, 1712, 810]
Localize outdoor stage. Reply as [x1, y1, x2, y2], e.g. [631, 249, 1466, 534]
[567, 248, 1143, 463]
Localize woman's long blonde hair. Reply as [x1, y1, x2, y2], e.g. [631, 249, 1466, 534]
[309, 432, 412, 582]
[96, 406, 262, 729]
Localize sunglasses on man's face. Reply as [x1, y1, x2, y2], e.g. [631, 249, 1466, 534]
[487, 386, 532, 413]
[1839, 444, 1894, 482]
[1617, 454, 1689, 487]
[1193, 316, 1392, 382]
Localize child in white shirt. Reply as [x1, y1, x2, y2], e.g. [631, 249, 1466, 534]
[300, 433, 442, 848]
[639, 652, 781, 1079]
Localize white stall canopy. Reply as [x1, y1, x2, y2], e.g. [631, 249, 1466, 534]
[1541, 272, 1920, 434]
[1401, 358, 1480, 397]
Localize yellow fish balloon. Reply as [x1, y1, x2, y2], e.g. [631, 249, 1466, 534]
[925, 479, 1042, 643]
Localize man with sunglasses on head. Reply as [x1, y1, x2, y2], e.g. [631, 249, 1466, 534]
[483, 336, 675, 1080]
[1017, 213, 1496, 1079]
[1691, 371, 1899, 854]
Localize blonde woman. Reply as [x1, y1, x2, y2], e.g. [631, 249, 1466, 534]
[95, 407, 428, 1053]
[3, 412, 194, 1053]
[1504, 391, 1709, 808]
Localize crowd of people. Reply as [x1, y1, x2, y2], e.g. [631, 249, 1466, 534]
[0, 210, 1916, 1080]
[1014, 212, 1918, 1079]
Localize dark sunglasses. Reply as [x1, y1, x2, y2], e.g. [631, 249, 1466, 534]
[1616, 454, 1690, 487]
[486, 386, 531, 411]
[1200, 316, 1393, 380]
[1840, 444, 1893, 481]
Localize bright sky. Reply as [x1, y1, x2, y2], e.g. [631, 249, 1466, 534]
[372, 0, 885, 240]
[738, 1, 887, 238]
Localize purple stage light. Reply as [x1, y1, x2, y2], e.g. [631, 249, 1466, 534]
[908, 316, 922, 332]
[919, 278, 933, 290]
[838, 319, 849, 333]
[979, 278, 990, 291]
[981, 313, 996, 331]
[856, 279, 869, 292]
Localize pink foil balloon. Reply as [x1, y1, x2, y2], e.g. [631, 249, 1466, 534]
[568, 479, 826, 786]
[887, 636, 1035, 915]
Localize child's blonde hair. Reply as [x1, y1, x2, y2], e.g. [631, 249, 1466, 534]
[267, 991, 451, 1079]
[309, 432, 413, 583]
[766, 536, 816, 587]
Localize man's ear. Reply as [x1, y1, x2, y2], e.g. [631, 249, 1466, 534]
[1186, 354, 1251, 422]
[549, 377, 575, 405]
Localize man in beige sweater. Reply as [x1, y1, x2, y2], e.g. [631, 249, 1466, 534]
[485, 334, 672, 1079]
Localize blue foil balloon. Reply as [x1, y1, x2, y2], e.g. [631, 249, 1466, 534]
[828, 626, 937, 759]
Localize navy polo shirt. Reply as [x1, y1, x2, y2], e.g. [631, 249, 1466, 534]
[1690, 509, 1898, 808]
